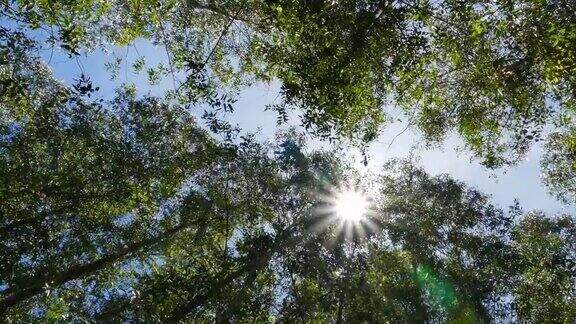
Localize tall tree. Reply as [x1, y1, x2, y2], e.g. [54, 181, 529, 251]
[2, 4, 576, 322]
[541, 128, 576, 204]
[512, 212, 576, 322]
[4, 0, 576, 168]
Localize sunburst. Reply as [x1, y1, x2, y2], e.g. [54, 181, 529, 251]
[333, 189, 369, 223]
[310, 185, 379, 243]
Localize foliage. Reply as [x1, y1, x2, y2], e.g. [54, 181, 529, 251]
[541, 128, 576, 203]
[512, 212, 576, 322]
[1, 3, 576, 323]
[3, 0, 576, 168]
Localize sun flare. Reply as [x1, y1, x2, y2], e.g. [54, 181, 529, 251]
[333, 189, 368, 223]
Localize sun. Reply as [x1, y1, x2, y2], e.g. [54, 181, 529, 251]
[333, 189, 368, 223]
[310, 186, 376, 241]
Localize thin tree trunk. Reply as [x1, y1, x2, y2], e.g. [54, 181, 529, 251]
[93, 220, 208, 321]
[0, 222, 191, 309]
[288, 267, 306, 323]
[167, 223, 302, 322]
[336, 293, 344, 324]
[474, 299, 492, 323]
[167, 266, 247, 322]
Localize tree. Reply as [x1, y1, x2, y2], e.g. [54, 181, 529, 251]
[0, 27, 234, 319]
[541, 128, 576, 204]
[512, 212, 576, 322]
[2, 5, 576, 322]
[2, 102, 575, 321]
[4, 0, 576, 168]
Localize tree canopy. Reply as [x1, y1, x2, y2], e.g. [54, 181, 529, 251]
[3, 0, 576, 196]
[1, 1, 576, 322]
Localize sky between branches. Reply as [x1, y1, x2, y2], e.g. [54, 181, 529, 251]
[42, 38, 572, 214]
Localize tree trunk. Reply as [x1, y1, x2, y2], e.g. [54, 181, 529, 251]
[167, 223, 302, 322]
[0, 222, 190, 309]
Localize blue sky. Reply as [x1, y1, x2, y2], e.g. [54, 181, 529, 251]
[41, 40, 574, 216]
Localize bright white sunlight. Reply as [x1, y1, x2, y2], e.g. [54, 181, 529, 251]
[333, 189, 368, 223]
